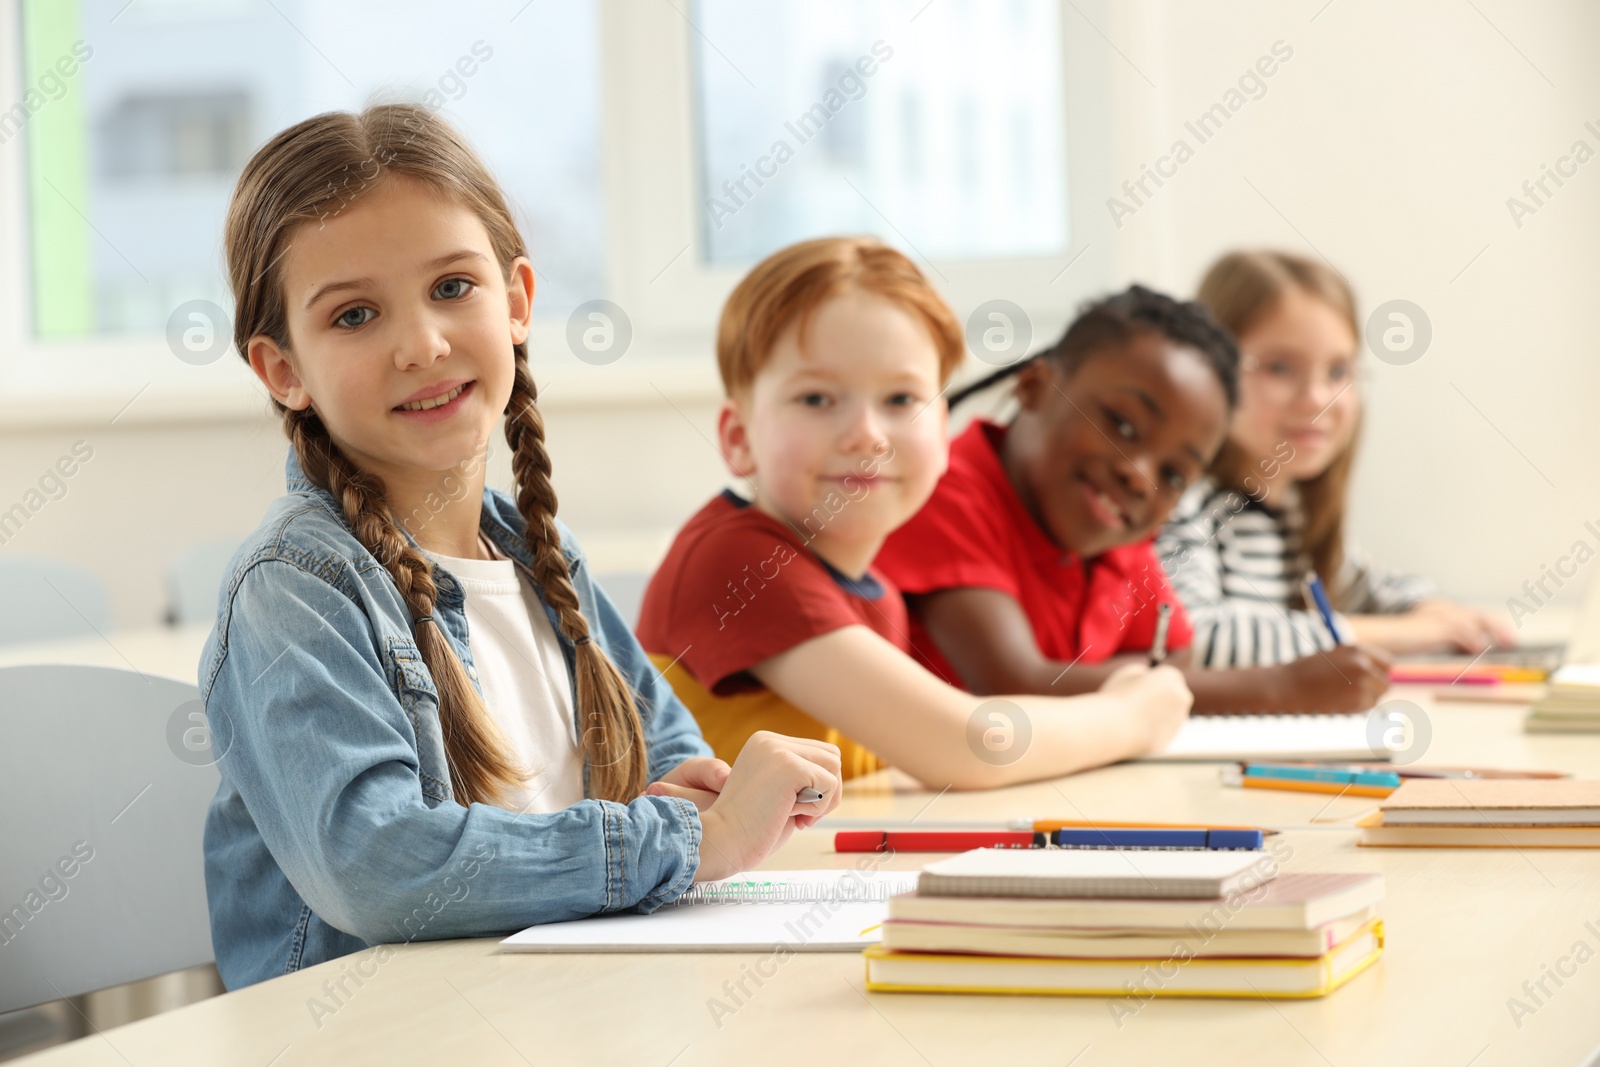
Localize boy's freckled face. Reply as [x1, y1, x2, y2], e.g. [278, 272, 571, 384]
[258, 177, 531, 484]
[1007, 332, 1230, 559]
[721, 290, 949, 558]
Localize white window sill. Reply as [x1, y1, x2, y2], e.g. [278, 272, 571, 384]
[0, 344, 727, 429]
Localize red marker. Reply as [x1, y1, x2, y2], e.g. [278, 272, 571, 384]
[834, 830, 1045, 853]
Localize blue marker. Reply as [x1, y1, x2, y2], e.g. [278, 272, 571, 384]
[1052, 828, 1264, 850]
[1304, 573, 1341, 644]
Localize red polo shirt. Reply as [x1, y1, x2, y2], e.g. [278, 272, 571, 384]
[634, 489, 907, 778]
[874, 418, 1192, 687]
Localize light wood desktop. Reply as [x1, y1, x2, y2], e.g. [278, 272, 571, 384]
[11, 685, 1599, 1067]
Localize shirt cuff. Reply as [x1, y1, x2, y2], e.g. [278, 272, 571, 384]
[629, 795, 702, 913]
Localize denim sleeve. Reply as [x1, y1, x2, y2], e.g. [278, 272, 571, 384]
[206, 559, 703, 944]
[563, 531, 714, 782]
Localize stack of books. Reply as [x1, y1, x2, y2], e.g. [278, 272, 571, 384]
[1528, 664, 1600, 732]
[1359, 779, 1600, 847]
[864, 849, 1386, 999]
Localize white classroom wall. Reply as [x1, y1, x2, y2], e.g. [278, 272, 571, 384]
[1116, 0, 1600, 622]
[1, 0, 1596, 631]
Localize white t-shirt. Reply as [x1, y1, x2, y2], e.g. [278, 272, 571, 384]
[422, 532, 584, 813]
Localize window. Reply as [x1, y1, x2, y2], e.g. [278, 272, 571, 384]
[0, 0, 1113, 419]
[692, 0, 1068, 265]
[16, 0, 603, 340]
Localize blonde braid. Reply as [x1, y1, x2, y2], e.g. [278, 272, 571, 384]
[502, 352, 648, 801]
[286, 409, 529, 808]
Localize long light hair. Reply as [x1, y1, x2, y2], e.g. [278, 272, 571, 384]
[1197, 250, 1362, 605]
[224, 104, 647, 806]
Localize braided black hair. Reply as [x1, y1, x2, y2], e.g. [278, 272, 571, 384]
[947, 284, 1240, 410]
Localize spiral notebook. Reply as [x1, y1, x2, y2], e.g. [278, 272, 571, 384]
[498, 870, 920, 953]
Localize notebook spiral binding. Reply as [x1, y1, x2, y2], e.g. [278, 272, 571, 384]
[671, 876, 912, 906]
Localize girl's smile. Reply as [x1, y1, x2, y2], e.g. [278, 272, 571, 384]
[394, 378, 477, 421]
[1079, 474, 1132, 532]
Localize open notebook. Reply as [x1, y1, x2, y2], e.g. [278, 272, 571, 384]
[1141, 711, 1402, 762]
[499, 870, 920, 953]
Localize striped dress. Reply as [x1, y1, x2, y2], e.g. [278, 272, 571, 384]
[1156, 478, 1435, 667]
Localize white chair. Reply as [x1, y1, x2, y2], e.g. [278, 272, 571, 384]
[164, 539, 243, 627]
[0, 665, 218, 1015]
[0, 560, 114, 647]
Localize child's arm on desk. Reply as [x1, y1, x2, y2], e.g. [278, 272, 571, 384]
[1346, 600, 1516, 656]
[749, 625, 1191, 790]
[911, 587, 1392, 714]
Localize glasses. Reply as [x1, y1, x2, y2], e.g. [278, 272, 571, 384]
[1240, 355, 1367, 403]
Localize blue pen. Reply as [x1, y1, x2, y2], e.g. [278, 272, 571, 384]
[1244, 763, 1401, 789]
[1052, 828, 1264, 850]
[1304, 573, 1341, 644]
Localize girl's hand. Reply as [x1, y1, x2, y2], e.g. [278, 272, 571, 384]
[693, 731, 841, 883]
[1098, 663, 1193, 755]
[1275, 644, 1393, 713]
[1410, 600, 1517, 653]
[1353, 601, 1514, 655]
[642, 756, 731, 812]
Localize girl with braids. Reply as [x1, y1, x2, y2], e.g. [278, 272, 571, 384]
[1159, 250, 1514, 665]
[875, 285, 1394, 714]
[201, 105, 840, 991]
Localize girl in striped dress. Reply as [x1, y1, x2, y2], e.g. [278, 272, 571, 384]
[1159, 251, 1514, 667]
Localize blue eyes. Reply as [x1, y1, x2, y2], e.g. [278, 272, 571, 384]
[336, 306, 374, 329]
[332, 277, 475, 331]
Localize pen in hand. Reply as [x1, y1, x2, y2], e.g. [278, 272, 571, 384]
[1149, 602, 1172, 668]
[796, 788, 825, 803]
[1304, 573, 1341, 644]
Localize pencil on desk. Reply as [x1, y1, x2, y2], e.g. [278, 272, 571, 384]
[1241, 777, 1398, 799]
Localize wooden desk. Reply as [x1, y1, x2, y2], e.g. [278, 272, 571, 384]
[17, 691, 1600, 1066]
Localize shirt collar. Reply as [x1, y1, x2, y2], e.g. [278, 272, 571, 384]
[719, 488, 887, 599]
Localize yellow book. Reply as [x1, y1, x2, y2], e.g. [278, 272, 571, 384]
[863, 920, 1384, 999]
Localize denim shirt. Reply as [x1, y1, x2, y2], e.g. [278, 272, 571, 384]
[201, 452, 710, 990]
